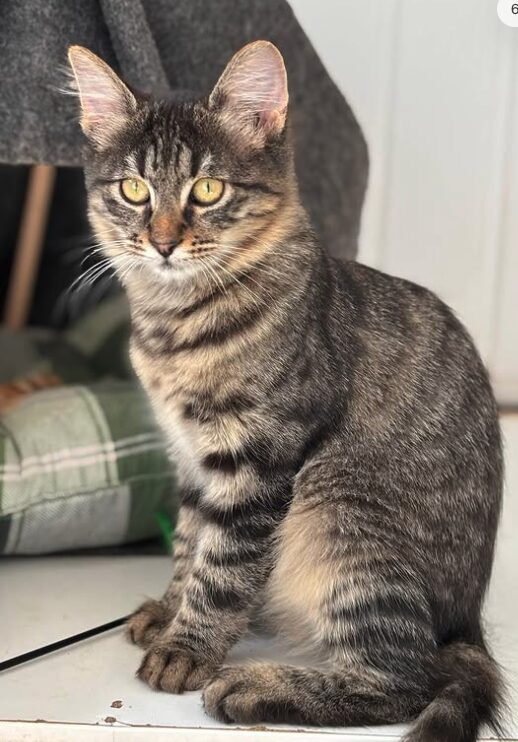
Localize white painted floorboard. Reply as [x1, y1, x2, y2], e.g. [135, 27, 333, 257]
[1, 416, 517, 740]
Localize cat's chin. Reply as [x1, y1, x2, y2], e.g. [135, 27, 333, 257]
[147, 258, 201, 286]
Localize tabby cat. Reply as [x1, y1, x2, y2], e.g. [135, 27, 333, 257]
[69, 41, 504, 740]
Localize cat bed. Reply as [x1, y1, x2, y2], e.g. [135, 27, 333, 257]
[0, 296, 176, 555]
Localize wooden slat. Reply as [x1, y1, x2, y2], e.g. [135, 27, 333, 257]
[4, 164, 56, 330]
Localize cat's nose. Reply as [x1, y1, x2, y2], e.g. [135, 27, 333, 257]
[150, 238, 182, 257]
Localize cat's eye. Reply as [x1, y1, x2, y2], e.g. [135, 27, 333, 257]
[191, 178, 224, 206]
[120, 177, 150, 204]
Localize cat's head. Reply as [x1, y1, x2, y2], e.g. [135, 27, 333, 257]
[68, 41, 296, 291]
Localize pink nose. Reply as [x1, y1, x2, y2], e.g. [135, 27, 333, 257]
[150, 238, 182, 257]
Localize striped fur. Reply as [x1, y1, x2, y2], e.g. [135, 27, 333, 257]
[71, 42, 505, 740]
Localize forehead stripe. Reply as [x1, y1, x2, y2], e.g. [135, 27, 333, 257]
[124, 153, 139, 173]
[172, 139, 182, 169]
[190, 148, 202, 178]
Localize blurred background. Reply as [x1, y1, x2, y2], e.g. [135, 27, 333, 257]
[292, 0, 518, 407]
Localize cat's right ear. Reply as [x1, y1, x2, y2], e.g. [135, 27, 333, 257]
[67, 46, 136, 148]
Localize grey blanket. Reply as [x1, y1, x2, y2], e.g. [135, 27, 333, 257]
[0, 0, 367, 259]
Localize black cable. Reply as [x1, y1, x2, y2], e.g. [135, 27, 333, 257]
[0, 615, 129, 672]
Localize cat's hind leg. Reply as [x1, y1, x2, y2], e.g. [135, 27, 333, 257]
[203, 661, 425, 726]
[204, 457, 435, 726]
[203, 644, 502, 742]
[204, 457, 502, 740]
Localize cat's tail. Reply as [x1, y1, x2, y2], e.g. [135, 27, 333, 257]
[404, 640, 506, 742]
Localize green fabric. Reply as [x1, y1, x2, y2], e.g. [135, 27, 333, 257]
[0, 296, 177, 555]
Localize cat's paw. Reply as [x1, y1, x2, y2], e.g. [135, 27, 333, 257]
[137, 643, 217, 693]
[203, 664, 286, 724]
[126, 599, 171, 648]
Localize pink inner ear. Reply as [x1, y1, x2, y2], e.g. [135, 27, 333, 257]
[258, 109, 286, 139]
[216, 42, 288, 133]
[69, 49, 134, 134]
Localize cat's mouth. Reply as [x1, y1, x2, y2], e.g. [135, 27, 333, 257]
[117, 239, 228, 285]
[147, 251, 202, 283]
[152, 257, 181, 278]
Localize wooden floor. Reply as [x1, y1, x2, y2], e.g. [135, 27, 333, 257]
[1, 416, 517, 741]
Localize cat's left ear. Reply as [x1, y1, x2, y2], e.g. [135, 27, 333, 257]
[68, 46, 137, 148]
[209, 40, 288, 146]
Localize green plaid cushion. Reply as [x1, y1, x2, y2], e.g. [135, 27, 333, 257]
[0, 296, 177, 555]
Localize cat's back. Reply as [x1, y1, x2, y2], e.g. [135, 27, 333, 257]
[327, 257, 500, 472]
[333, 258, 466, 340]
[331, 258, 489, 383]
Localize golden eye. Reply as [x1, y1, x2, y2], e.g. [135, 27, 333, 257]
[191, 178, 224, 205]
[120, 177, 150, 204]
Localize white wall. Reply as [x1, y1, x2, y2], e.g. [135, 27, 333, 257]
[291, 0, 518, 405]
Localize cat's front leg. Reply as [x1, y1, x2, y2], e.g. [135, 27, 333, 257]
[126, 490, 202, 648]
[137, 477, 289, 693]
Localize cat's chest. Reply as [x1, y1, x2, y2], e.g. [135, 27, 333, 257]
[130, 333, 249, 479]
[130, 320, 224, 400]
